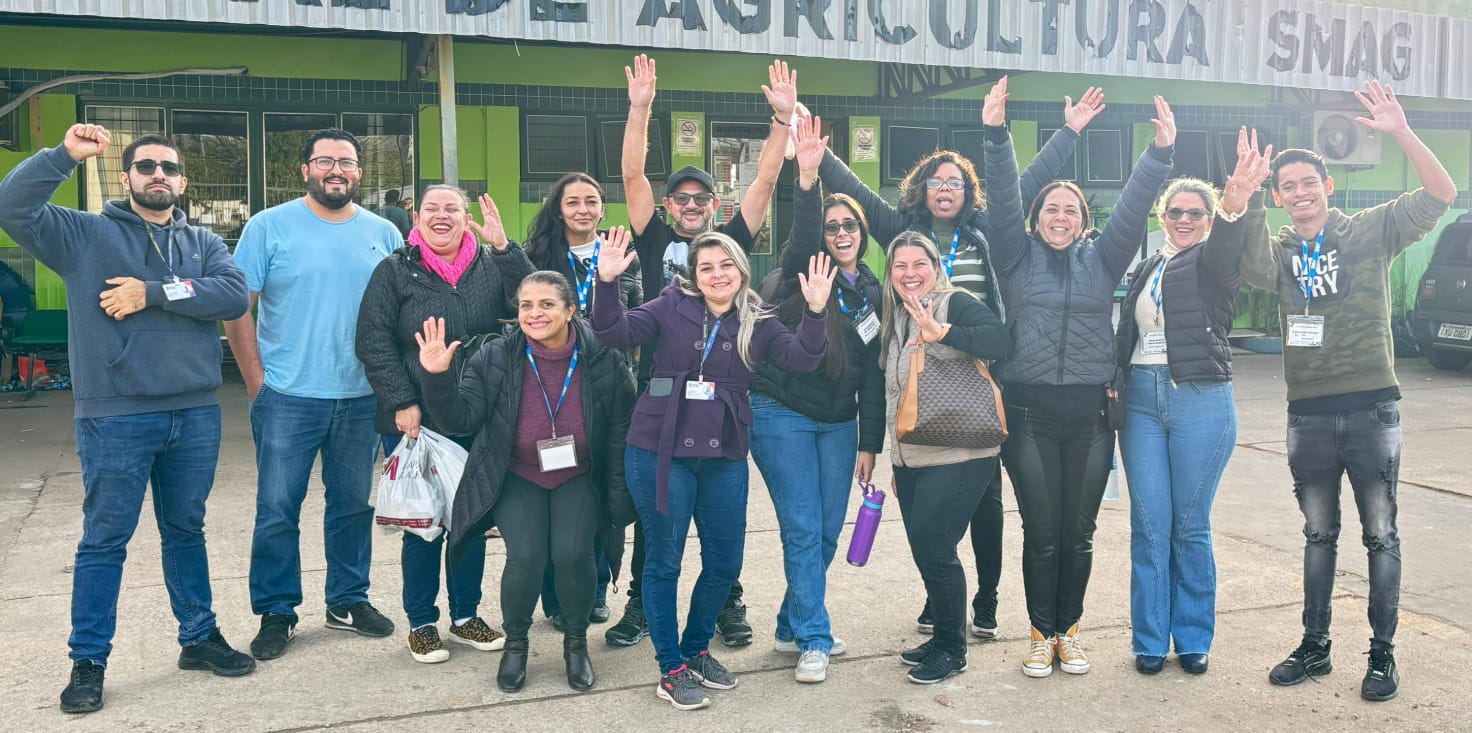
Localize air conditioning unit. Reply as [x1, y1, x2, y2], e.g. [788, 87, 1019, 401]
[1312, 110, 1381, 166]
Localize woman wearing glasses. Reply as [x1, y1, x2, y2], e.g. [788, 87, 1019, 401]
[980, 78, 1174, 679]
[747, 116, 885, 683]
[815, 89, 1106, 637]
[1116, 129, 1272, 676]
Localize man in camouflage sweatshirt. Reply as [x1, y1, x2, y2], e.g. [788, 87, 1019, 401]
[1241, 81, 1456, 703]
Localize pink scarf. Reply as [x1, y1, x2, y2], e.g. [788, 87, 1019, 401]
[410, 228, 477, 286]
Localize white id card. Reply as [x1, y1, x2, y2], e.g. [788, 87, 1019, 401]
[854, 311, 881, 344]
[536, 435, 578, 472]
[163, 279, 196, 301]
[1286, 314, 1326, 348]
[1141, 331, 1168, 355]
[685, 380, 717, 401]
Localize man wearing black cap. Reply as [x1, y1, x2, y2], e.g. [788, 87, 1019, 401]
[605, 54, 797, 651]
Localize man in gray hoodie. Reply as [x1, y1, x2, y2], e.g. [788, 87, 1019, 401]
[0, 124, 254, 714]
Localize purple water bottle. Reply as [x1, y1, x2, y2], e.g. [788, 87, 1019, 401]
[847, 480, 885, 567]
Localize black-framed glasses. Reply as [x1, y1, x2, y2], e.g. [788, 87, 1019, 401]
[131, 159, 183, 177]
[824, 219, 861, 235]
[926, 177, 965, 190]
[669, 192, 714, 206]
[308, 156, 360, 172]
[1163, 207, 1210, 222]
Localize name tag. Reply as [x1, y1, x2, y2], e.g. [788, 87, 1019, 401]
[1140, 331, 1168, 355]
[536, 435, 578, 472]
[163, 279, 196, 302]
[1286, 314, 1326, 348]
[854, 311, 881, 345]
[685, 380, 717, 401]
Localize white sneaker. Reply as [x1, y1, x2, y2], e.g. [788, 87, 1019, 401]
[774, 637, 846, 656]
[795, 650, 829, 683]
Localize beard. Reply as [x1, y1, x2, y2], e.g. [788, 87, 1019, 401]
[130, 185, 178, 212]
[673, 211, 713, 238]
[308, 175, 358, 210]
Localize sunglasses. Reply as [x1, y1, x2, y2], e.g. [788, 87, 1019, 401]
[1163, 207, 1210, 222]
[308, 156, 361, 172]
[926, 177, 965, 190]
[131, 159, 183, 177]
[824, 219, 861, 235]
[669, 192, 714, 206]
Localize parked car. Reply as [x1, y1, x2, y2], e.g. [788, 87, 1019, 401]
[1413, 218, 1472, 371]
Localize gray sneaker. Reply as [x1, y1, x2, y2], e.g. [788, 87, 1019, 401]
[657, 666, 711, 711]
[685, 650, 738, 690]
[796, 650, 829, 683]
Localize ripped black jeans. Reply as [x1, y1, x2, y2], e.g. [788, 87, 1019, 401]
[1287, 401, 1402, 648]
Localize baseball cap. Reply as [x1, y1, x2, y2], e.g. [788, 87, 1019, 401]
[665, 166, 716, 197]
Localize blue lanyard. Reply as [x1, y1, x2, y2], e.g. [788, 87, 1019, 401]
[837, 287, 869, 316]
[1148, 258, 1167, 321]
[699, 313, 724, 381]
[1299, 228, 1325, 312]
[567, 239, 601, 311]
[932, 228, 961, 278]
[525, 345, 579, 437]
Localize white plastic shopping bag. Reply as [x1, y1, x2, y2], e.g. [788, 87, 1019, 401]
[417, 428, 468, 533]
[373, 437, 444, 541]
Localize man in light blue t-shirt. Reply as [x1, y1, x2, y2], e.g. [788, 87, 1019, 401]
[224, 128, 401, 661]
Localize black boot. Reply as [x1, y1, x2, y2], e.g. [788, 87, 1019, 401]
[497, 639, 529, 692]
[564, 634, 596, 691]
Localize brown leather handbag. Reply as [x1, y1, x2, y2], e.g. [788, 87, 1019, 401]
[894, 336, 1008, 450]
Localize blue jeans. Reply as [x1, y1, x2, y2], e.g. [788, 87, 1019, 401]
[70, 406, 222, 665]
[1118, 366, 1236, 657]
[249, 386, 378, 617]
[1287, 401, 1402, 648]
[748, 393, 856, 654]
[626, 445, 749, 674]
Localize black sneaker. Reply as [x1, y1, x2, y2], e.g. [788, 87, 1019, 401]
[971, 592, 998, 639]
[1269, 637, 1332, 686]
[916, 600, 934, 635]
[178, 628, 257, 676]
[717, 602, 753, 647]
[685, 650, 738, 690]
[907, 647, 968, 684]
[325, 602, 395, 638]
[550, 614, 570, 633]
[250, 613, 297, 660]
[900, 639, 934, 667]
[606, 596, 649, 647]
[589, 601, 611, 624]
[1361, 646, 1399, 701]
[656, 665, 711, 711]
[59, 660, 105, 714]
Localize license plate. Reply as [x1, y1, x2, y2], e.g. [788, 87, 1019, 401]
[1439, 323, 1472, 341]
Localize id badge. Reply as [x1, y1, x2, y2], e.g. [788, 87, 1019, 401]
[1286, 314, 1326, 348]
[685, 380, 716, 400]
[536, 435, 578, 472]
[854, 311, 881, 345]
[1141, 331, 1168, 355]
[163, 279, 196, 302]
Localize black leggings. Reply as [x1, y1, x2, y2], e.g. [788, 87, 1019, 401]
[968, 464, 1004, 607]
[496, 472, 599, 640]
[1000, 387, 1113, 637]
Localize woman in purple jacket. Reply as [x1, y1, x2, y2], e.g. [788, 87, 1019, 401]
[591, 228, 835, 711]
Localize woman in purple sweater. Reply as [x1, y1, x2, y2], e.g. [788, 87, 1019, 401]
[591, 228, 835, 711]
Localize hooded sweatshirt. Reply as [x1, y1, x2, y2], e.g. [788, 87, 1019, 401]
[0, 145, 249, 418]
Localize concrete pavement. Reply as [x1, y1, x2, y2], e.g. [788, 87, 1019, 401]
[1, 353, 1469, 732]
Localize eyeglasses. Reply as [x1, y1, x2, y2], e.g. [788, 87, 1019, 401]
[308, 156, 360, 172]
[1163, 207, 1210, 222]
[669, 192, 714, 206]
[823, 219, 861, 235]
[131, 159, 183, 177]
[926, 177, 965, 190]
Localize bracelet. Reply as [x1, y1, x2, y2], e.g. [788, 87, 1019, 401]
[1218, 207, 1246, 223]
[772, 114, 791, 127]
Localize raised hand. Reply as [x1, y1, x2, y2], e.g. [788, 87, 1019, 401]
[63, 123, 111, 163]
[793, 114, 828, 180]
[902, 292, 949, 344]
[762, 59, 798, 121]
[1354, 80, 1409, 135]
[1222, 127, 1273, 216]
[981, 76, 1009, 127]
[1064, 86, 1106, 133]
[1150, 95, 1177, 148]
[596, 225, 636, 283]
[626, 54, 657, 109]
[415, 317, 461, 375]
[468, 193, 508, 250]
[797, 251, 837, 312]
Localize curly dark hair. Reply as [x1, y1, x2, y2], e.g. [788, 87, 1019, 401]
[896, 151, 986, 223]
[524, 172, 603, 270]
